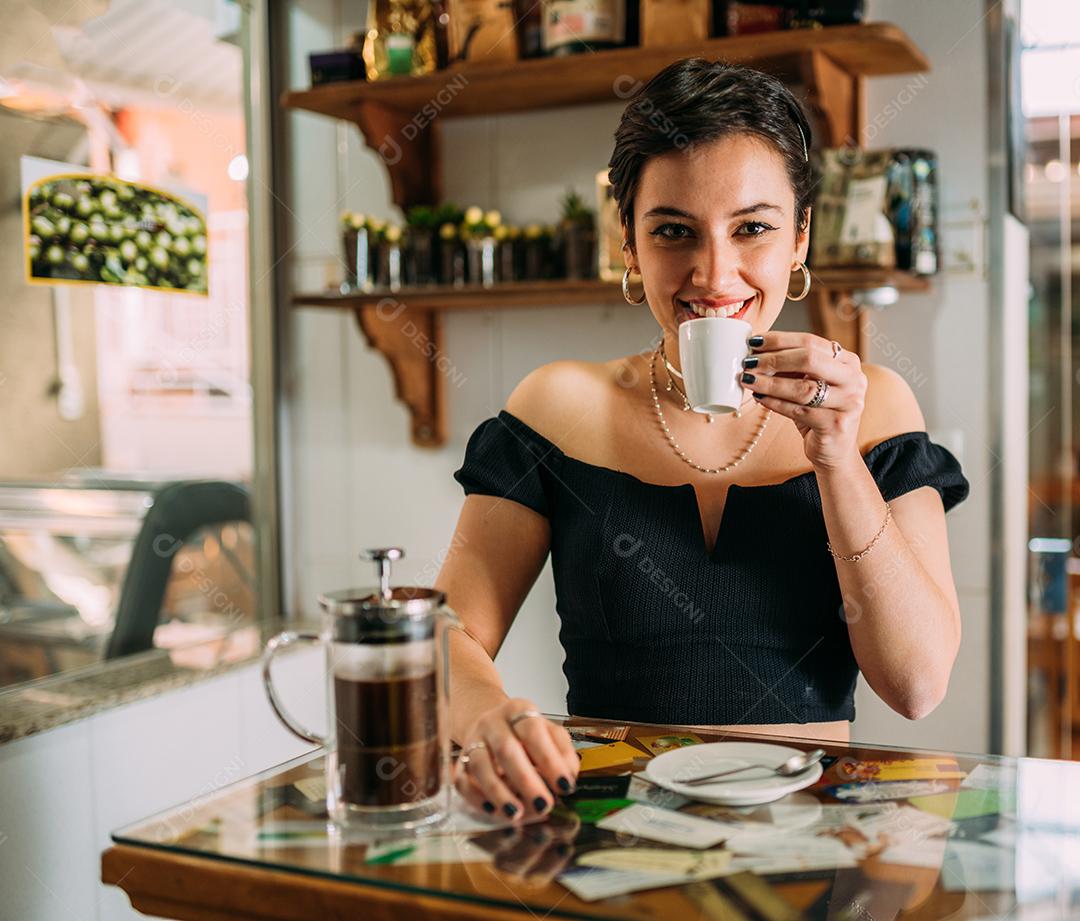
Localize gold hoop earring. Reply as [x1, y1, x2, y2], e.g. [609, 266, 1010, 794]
[787, 262, 812, 301]
[622, 267, 646, 305]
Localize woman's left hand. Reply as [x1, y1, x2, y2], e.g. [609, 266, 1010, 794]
[740, 331, 867, 471]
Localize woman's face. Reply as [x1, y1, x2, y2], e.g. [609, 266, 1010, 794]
[625, 133, 810, 353]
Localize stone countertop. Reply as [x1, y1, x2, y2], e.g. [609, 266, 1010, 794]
[0, 627, 267, 745]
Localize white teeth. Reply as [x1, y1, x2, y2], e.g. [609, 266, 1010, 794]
[682, 298, 751, 319]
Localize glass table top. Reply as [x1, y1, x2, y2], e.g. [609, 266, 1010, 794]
[110, 715, 1080, 920]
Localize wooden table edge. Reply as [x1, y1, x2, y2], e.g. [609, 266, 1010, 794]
[102, 843, 584, 921]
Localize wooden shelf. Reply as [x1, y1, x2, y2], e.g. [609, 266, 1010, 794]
[294, 278, 630, 312]
[282, 24, 926, 122]
[808, 267, 931, 292]
[294, 269, 928, 312]
[282, 23, 932, 446]
[281, 23, 928, 209]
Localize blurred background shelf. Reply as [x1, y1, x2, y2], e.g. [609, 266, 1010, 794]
[281, 23, 928, 122]
[292, 269, 930, 313]
[283, 22, 933, 446]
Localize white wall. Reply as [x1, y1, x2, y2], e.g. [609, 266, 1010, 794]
[0, 651, 320, 921]
[282, 2, 995, 751]
[850, 0, 992, 753]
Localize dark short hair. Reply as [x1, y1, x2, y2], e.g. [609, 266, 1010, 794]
[608, 59, 814, 250]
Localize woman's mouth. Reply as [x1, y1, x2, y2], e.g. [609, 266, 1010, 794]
[675, 296, 755, 324]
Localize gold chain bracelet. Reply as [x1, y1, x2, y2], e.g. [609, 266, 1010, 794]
[828, 502, 893, 562]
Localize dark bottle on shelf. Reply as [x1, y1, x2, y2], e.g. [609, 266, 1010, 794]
[541, 0, 628, 55]
[782, 0, 864, 28]
[513, 0, 545, 57]
[886, 149, 939, 276]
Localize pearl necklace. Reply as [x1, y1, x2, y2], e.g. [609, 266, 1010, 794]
[648, 344, 772, 474]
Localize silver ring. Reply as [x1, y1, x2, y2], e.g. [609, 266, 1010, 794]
[459, 740, 487, 769]
[831, 340, 843, 359]
[508, 709, 545, 730]
[806, 378, 828, 408]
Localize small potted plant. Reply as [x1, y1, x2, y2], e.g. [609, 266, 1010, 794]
[495, 223, 520, 283]
[522, 222, 554, 280]
[340, 211, 373, 293]
[368, 219, 404, 290]
[404, 204, 439, 286]
[557, 188, 596, 280]
[382, 222, 404, 291]
[432, 202, 464, 286]
[438, 222, 464, 286]
[461, 206, 501, 287]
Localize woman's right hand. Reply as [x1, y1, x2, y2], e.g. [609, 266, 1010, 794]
[454, 697, 579, 822]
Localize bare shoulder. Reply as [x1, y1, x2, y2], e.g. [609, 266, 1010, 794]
[504, 356, 637, 450]
[857, 361, 927, 452]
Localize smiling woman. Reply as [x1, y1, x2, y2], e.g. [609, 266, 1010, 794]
[435, 59, 970, 823]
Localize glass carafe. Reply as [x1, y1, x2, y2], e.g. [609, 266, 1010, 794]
[262, 548, 460, 831]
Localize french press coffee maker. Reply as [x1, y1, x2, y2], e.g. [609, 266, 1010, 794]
[262, 548, 461, 831]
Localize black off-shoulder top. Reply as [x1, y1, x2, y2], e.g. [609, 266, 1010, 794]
[453, 410, 970, 726]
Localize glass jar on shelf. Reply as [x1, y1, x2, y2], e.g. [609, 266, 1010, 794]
[522, 223, 553, 279]
[341, 212, 374, 293]
[437, 223, 466, 287]
[362, 0, 442, 78]
[496, 224, 520, 283]
[374, 223, 404, 291]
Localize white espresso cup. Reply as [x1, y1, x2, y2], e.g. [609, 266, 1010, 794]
[677, 317, 753, 414]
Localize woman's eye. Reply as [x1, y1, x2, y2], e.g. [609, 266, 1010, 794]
[738, 221, 776, 237]
[649, 223, 692, 240]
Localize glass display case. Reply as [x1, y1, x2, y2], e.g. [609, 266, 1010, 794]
[0, 472, 254, 691]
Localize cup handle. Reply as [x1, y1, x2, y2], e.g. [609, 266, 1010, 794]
[261, 631, 328, 746]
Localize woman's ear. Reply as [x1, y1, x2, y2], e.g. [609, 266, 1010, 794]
[795, 206, 812, 264]
[621, 234, 638, 273]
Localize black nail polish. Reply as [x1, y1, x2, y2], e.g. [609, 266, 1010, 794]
[557, 776, 572, 793]
[533, 796, 548, 813]
[753, 392, 764, 399]
[748, 335, 764, 347]
[482, 800, 496, 813]
[504, 803, 518, 818]
[742, 356, 758, 369]
[741, 372, 756, 384]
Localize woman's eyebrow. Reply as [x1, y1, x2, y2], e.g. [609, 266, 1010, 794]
[643, 202, 782, 220]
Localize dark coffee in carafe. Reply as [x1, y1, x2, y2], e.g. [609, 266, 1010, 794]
[333, 670, 440, 806]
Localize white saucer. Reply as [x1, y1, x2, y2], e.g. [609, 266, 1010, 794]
[643, 742, 824, 806]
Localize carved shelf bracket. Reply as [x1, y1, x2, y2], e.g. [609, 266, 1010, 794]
[354, 305, 446, 447]
[351, 102, 442, 210]
[806, 289, 866, 356]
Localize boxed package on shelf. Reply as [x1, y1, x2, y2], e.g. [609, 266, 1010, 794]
[810, 147, 939, 277]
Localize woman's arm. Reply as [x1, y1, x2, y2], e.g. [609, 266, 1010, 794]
[815, 366, 962, 720]
[436, 492, 551, 741]
[435, 486, 579, 820]
[745, 338, 963, 720]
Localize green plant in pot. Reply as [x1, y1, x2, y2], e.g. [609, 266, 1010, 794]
[558, 188, 596, 280]
[405, 204, 439, 286]
[522, 222, 554, 280]
[429, 203, 464, 286]
[461, 206, 501, 287]
[340, 211, 374, 293]
[494, 223, 521, 283]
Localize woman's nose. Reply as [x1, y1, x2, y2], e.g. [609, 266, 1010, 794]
[689, 236, 741, 293]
